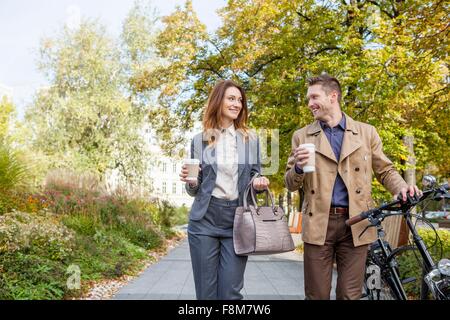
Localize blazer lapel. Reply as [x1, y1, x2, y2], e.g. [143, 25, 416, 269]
[203, 140, 217, 173]
[237, 130, 245, 179]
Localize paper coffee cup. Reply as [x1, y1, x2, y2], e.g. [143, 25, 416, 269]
[300, 143, 315, 173]
[184, 158, 200, 182]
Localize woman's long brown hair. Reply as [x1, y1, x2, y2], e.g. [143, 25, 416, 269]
[202, 80, 249, 144]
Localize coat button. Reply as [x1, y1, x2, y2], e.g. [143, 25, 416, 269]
[309, 212, 313, 216]
[311, 190, 315, 194]
[356, 188, 361, 194]
[355, 167, 360, 172]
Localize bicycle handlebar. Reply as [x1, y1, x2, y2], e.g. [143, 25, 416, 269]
[345, 182, 449, 227]
[345, 211, 370, 226]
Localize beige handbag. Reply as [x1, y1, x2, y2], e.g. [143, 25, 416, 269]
[233, 175, 295, 256]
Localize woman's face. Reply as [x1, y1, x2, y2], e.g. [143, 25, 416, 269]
[221, 86, 243, 125]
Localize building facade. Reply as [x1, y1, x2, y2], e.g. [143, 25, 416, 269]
[143, 125, 197, 208]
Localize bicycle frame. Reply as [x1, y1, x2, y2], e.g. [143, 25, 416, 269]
[367, 209, 439, 300]
[369, 224, 407, 300]
[353, 178, 449, 300]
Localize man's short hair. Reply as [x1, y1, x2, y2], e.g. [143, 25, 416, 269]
[307, 73, 342, 104]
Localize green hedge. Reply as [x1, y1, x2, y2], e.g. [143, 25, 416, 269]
[398, 228, 450, 299]
[0, 196, 185, 299]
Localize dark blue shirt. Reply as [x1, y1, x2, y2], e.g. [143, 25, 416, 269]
[320, 115, 349, 207]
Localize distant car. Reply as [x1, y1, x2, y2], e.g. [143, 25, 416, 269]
[425, 211, 449, 219]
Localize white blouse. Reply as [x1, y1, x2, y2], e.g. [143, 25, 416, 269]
[212, 124, 239, 200]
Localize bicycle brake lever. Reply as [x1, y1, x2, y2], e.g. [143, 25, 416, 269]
[357, 213, 381, 239]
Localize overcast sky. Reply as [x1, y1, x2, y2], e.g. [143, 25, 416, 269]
[0, 0, 226, 118]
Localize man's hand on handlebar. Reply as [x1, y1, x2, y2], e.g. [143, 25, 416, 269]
[396, 185, 422, 204]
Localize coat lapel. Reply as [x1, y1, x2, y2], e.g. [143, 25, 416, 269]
[339, 114, 361, 163]
[306, 121, 337, 164]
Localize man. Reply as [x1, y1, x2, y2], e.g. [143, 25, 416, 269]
[284, 73, 421, 300]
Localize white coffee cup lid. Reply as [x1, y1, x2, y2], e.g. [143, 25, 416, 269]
[300, 143, 315, 148]
[184, 158, 200, 164]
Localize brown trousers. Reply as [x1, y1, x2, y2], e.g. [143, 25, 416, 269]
[303, 214, 368, 300]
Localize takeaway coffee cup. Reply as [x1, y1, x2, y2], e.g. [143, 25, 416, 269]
[299, 143, 315, 173]
[184, 158, 200, 183]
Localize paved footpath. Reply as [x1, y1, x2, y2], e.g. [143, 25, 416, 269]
[113, 231, 337, 300]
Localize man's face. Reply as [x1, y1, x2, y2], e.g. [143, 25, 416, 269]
[306, 84, 336, 121]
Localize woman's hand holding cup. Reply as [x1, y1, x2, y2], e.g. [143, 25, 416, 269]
[180, 159, 201, 187]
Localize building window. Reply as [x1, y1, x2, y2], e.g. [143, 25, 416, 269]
[181, 184, 186, 194]
[162, 182, 167, 194]
[173, 163, 177, 173]
[172, 182, 177, 194]
[162, 162, 167, 173]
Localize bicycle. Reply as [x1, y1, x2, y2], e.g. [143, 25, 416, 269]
[345, 175, 450, 300]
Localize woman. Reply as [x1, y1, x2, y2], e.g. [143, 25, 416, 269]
[179, 80, 269, 300]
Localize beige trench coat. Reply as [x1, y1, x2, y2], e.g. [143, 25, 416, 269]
[285, 114, 408, 247]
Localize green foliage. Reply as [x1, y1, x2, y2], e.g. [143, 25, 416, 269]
[172, 204, 189, 226]
[42, 172, 166, 250]
[0, 211, 74, 260]
[0, 252, 68, 300]
[68, 229, 148, 281]
[0, 167, 182, 299]
[141, 0, 449, 194]
[0, 142, 28, 192]
[398, 228, 450, 299]
[0, 96, 15, 141]
[0, 211, 74, 300]
[25, 18, 153, 185]
[0, 210, 151, 299]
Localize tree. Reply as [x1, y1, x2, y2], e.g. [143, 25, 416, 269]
[25, 18, 152, 185]
[0, 97, 15, 142]
[135, 0, 448, 196]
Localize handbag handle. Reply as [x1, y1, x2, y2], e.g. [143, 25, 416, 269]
[243, 174, 258, 209]
[243, 173, 277, 214]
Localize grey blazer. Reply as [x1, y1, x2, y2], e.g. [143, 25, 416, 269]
[186, 130, 261, 221]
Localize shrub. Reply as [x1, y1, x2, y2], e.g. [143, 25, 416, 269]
[67, 229, 148, 281]
[62, 214, 100, 237]
[0, 252, 68, 300]
[0, 211, 74, 260]
[0, 168, 179, 299]
[0, 211, 75, 300]
[172, 204, 189, 226]
[398, 228, 450, 299]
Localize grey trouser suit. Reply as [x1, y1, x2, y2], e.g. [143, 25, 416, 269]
[186, 131, 261, 300]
